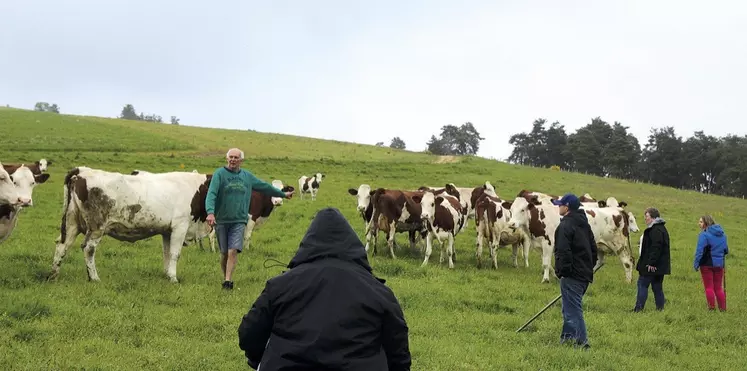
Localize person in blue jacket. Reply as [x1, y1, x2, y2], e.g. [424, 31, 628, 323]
[693, 214, 729, 311]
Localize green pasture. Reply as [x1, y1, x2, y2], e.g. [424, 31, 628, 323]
[0, 109, 744, 370]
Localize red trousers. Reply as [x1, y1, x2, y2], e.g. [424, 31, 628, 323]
[700, 266, 727, 311]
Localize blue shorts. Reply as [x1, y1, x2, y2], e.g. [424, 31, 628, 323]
[214, 223, 246, 254]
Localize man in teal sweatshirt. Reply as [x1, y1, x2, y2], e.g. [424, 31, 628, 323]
[205, 148, 293, 290]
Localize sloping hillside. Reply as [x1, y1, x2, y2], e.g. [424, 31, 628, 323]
[0, 109, 744, 370]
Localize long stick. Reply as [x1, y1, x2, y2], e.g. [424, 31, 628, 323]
[516, 263, 604, 333]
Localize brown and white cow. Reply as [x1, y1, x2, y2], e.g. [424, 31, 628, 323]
[474, 193, 521, 269]
[418, 188, 470, 268]
[349, 184, 424, 252]
[48, 167, 214, 283]
[419, 181, 496, 221]
[364, 186, 447, 258]
[507, 195, 562, 283]
[582, 207, 636, 283]
[2, 158, 52, 177]
[298, 173, 324, 201]
[516, 189, 559, 205]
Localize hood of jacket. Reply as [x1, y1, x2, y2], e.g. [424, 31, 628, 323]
[647, 216, 666, 228]
[705, 224, 725, 237]
[287, 207, 372, 272]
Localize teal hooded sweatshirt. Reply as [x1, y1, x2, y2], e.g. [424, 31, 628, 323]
[205, 167, 287, 225]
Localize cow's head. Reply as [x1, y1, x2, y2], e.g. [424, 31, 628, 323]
[626, 210, 640, 233]
[271, 180, 288, 206]
[0, 163, 21, 206]
[508, 196, 543, 230]
[420, 191, 442, 221]
[36, 159, 51, 172]
[10, 165, 49, 207]
[605, 197, 619, 208]
[315, 173, 325, 182]
[347, 184, 373, 213]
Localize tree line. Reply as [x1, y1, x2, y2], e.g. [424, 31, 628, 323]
[507, 117, 747, 198]
[119, 104, 180, 125]
[377, 122, 487, 155]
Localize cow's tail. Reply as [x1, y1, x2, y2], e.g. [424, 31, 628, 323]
[59, 167, 81, 242]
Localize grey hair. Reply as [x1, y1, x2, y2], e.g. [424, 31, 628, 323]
[226, 148, 244, 160]
[644, 207, 660, 219]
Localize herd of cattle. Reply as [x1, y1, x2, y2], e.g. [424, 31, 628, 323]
[0, 159, 639, 285]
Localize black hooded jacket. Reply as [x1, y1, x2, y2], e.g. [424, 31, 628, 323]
[238, 207, 411, 371]
[553, 208, 599, 283]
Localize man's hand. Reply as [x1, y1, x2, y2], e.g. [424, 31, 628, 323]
[206, 213, 216, 226]
[646, 265, 657, 273]
[285, 191, 294, 199]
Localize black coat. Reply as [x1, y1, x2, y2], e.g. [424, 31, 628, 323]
[238, 207, 412, 371]
[637, 219, 671, 276]
[553, 209, 598, 283]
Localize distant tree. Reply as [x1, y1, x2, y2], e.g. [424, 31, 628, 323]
[389, 137, 406, 150]
[425, 122, 485, 155]
[170, 116, 180, 125]
[426, 135, 448, 155]
[119, 104, 139, 120]
[34, 102, 60, 113]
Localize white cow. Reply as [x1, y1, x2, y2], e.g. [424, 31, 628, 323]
[0, 162, 22, 206]
[507, 195, 561, 283]
[49, 167, 214, 283]
[1, 165, 50, 244]
[131, 169, 215, 250]
[298, 173, 324, 200]
[419, 190, 469, 268]
[583, 207, 637, 283]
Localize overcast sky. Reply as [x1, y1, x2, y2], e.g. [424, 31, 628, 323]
[1, 0, 745, 160]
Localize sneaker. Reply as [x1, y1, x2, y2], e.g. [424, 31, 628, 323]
[222, 280, 234, 290]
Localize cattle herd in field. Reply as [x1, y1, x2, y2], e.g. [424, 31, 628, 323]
[0, 159, 640, 285]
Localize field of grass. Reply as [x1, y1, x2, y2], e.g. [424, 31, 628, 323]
[1, 109, 745, 370]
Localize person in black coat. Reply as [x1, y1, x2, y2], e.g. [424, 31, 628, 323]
[237, 207, 412, 370]
[552, 193, 598, 349]
[633, 207, 671, 312]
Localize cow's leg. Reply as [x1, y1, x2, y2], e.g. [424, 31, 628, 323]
[475, 228, 484, 268]
[209, 229, 216, 253]
[408, 230, 417, 251]
[243, 218, 257, 249]
[82, 231, 104, 282]
[447, 234, 455, 269]
[511, 243, 520, 268]
[490, 236, 500, 270]
[387, 221, 397, 259]
[421, 233, 434, 267]
[49, 215, 81, 280]
[165, 225, 189, 283]
[162, 233, 172, 273]
[594, 250, 606, 271]
[541, 242, 553, 283]
[618, 247, 634, 284]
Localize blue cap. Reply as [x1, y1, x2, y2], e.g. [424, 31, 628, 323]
[551, 193, 580, 210]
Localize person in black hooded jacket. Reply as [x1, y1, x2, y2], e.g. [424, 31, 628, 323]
[237, 207, 412, 370]
[552, 193, 598, 349]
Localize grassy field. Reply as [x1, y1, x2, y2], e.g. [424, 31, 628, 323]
[0, 109, 744, 370]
